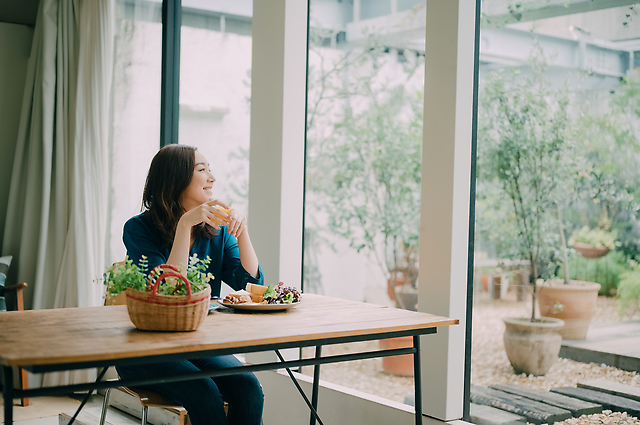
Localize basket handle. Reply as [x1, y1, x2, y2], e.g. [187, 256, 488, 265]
[148, 264, 192, 297]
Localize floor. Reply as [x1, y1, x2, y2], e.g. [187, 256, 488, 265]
[1, 394, 140, 425]
[560, 321, 640, 372]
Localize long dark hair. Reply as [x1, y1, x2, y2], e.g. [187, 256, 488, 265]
[142, 144, 216, 247]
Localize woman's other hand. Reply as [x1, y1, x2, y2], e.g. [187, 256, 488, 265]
[227, 209, 247, 238]
[178, 200, 230, 230]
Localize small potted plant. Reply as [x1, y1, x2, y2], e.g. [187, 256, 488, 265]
[569, 226, 618, 259]
[104, 255, 214, 331]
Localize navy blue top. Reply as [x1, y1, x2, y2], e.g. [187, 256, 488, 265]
[123, 213, 264, 297]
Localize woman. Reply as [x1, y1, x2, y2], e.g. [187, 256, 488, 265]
[117, 144, 264, 425]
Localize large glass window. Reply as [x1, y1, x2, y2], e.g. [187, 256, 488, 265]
[179, 1, 253, 219]
[472, 0, 640, 410]
[108, 0, 162, 264]
[302, 0, 426, 405]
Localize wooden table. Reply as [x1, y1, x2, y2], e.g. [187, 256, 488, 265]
[0, 294, 457, 425]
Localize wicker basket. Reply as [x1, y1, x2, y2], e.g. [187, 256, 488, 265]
[125, 264, 211, 331]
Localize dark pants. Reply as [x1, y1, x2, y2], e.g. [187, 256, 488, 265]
[116, 355, 264, 425]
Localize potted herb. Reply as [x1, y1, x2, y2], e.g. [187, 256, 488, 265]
[104, 255, 214, 331]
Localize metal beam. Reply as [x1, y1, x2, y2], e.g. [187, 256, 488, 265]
[160, 0, 181, 147]
[482, 0, 638, 27]
[480, 27, 630, 77]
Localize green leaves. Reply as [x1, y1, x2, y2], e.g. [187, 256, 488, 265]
[105, 255, 213, 296]
[478, 49, 575, 281]
[569, 226, 618, 250]
[105, 256, 148, 295]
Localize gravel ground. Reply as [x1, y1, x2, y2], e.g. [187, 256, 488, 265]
[556, 411, 640, 425]
[299, 288, 640, 424]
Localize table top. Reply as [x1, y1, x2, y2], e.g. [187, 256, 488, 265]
[0, 294, 457, 369]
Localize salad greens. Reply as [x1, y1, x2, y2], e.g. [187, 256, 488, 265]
[262, 284, 301, 304]
[262, 285, 277, 300]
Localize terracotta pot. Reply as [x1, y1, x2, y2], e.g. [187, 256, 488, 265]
[573, 242, 610, 259]
[536, 280, 601, 340]
[481, 275, 489, 292]
[387, 275, 404, 301]
[503, 317, 564, 376]
[379, 336, 414, 376]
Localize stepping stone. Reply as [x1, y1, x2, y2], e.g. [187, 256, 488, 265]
[578, 379, 640, 403]
[471, 386, 572, 424]
[469, 402, 527, 425]
[551, 387, 640, 417]
[490, 384, 602, 416]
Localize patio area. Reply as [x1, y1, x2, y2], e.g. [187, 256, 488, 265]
[299, 289, 640, 424]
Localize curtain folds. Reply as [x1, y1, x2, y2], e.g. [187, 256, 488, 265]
[1, 0, 114, 386]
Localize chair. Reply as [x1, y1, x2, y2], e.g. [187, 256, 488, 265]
[100, 264, 228, 425]
[0, 255, 29, 407]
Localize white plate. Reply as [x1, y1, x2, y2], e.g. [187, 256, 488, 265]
[217, 300, 300, 312]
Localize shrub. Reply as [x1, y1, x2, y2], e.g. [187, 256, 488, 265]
[560, 251, 628, 296]
[617, 264, 640, 317]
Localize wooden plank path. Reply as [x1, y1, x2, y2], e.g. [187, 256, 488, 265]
[489, 384, 602, 416]
[470, 380, 640, 425]
[578, 379, 640, 403]
[551, 387, 640, 418]
[469, 403, 526, 425]
[471, 386, 572, 424]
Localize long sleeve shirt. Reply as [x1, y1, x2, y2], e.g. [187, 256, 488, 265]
[123, 213, 264, 297]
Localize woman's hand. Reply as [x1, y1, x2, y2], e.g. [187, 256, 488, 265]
[227, 209, 247, 238]
[178, 200, 230, 230]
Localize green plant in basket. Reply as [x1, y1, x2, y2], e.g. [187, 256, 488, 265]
[569, 226, 619, 250]
[105, 255, 213, 296]
[105, 256, 148, 295]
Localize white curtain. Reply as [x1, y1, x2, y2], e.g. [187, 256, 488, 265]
[1, 0, 114, 386]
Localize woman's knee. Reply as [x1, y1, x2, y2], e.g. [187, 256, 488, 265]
[239, 373, 264, 412]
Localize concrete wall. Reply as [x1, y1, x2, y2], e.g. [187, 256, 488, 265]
[0, 22, 33, 253]
[257, 369, 455, 425]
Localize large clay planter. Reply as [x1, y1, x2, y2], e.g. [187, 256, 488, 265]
[503, 317, 564, 376]
[379, 336, 414, 376]
[536, 280, 601, 340]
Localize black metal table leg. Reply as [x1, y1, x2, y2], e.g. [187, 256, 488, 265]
[413, 335, 422, 425]
[274, 350, 325, 425]
[4, 365, 14, 425]
[66, 367, 110, 425]
[310, 345, 322, 425]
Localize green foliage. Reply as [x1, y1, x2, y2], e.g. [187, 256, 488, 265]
[568, 226, 618, 250]
[184, 254, 213, 294]
[105, 255, 212, 296]
[569, 72, 640, 261]
[308, 87, 422, 278]
[478, 56, 575, 284]
[617, 263, 640, 316]
[560, 251, 628, 296]
[306, 33, 424, 283]
[105, 256, 148, 295]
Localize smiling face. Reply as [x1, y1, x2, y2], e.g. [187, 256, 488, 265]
[180, 151, 216, 211]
